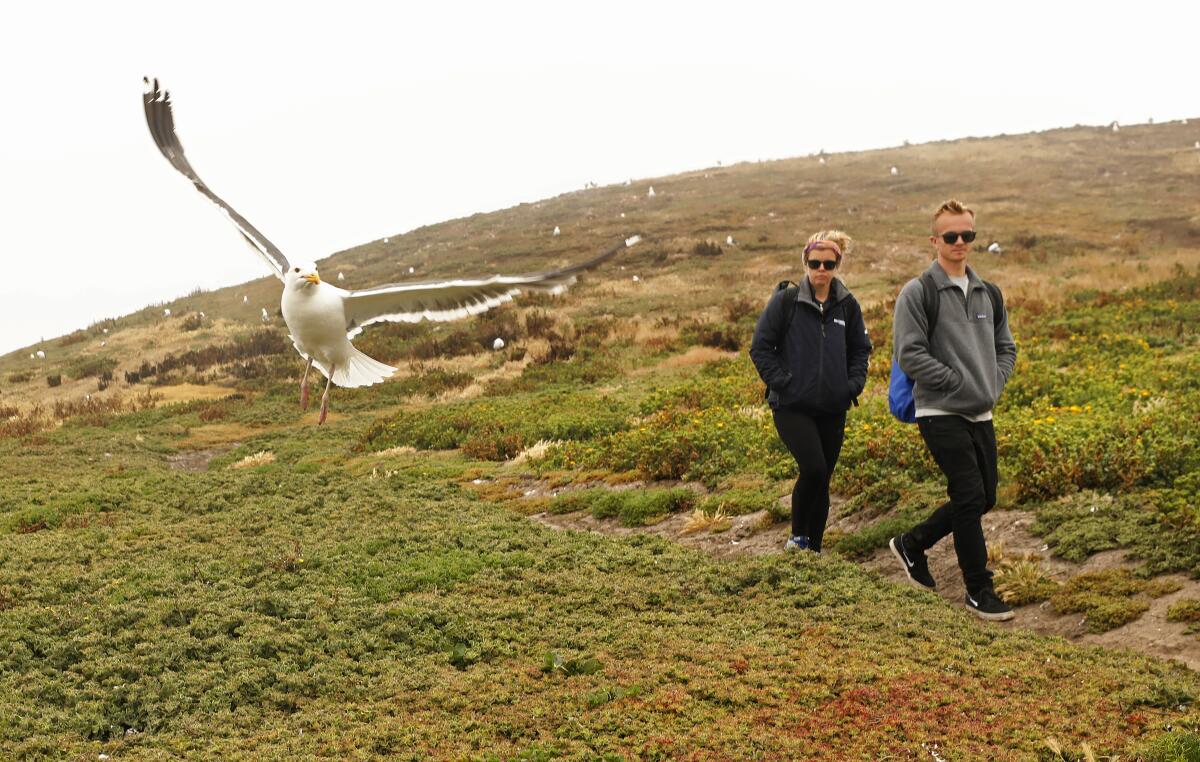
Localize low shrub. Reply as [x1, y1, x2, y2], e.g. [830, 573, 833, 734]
[359, 388, 633, 459]
[67, 354, 117, 380]
[697, 487, 776, 517]
[1049, 569, 1176, 633]
[1166, 599, 1200, 624]
[180, 313, 205, 331]
[681, 320, 742, 351]
[125, 329, 289, 384]
[547, 487, 696, 527]
[523, 309, 557, 338]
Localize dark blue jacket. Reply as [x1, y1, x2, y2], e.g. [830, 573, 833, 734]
[749, 278, 872, 414]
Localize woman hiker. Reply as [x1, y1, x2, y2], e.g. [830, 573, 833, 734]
[749, 230, 873, 552]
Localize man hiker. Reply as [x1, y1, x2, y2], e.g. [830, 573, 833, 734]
[889, 199, 1018, 621]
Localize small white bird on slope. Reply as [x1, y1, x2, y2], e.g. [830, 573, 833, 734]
[143, 79, 639, 423]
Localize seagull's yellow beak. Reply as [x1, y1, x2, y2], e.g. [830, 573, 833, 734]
[303, 273, 321, 285]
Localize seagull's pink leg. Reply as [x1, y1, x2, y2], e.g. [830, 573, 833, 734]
[300, 358, 313, 409]
[318, 365, 334, 425]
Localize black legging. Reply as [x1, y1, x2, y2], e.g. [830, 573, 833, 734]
[772, 407, 846, 551]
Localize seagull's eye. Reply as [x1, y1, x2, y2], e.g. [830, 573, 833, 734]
[294, 267, 300, 273]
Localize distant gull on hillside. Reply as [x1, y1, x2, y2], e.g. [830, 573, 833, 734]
[1111, 121, 1120, 132]
[493, 338, 505, 350]
[102, 328, 108, 334]
[818, 157, 826, 165]
[36, 350, 45, 359]
[1195, 141, 1199, 149]
[553, 226, 560, 236]
[408, 266, 415, 274]
[988, 242, 1003, 254]
[242, 295, 249, 304]
[101, 341, 107, 347]
[384, 237, 390, 243]
[163, 308, 171, 317]
[726, 235, 737, 246]
[647, 186, 656, 197]
[261, 307, 270, 322]
[890, 166, 899, 176]
[143, 78, 640, 424]
[337, 272, 345, 282]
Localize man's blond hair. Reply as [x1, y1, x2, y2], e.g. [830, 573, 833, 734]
[932, 199, 975, 233]
[804, 229, 852, 262]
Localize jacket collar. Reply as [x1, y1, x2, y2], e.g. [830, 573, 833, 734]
[926, 259, 982, 291]
[795, 276, 850, 309]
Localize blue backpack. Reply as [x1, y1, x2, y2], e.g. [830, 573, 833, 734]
[888, 273, 1003, 422]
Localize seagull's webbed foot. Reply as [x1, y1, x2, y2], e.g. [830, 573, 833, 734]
[300, 358, 313, 410]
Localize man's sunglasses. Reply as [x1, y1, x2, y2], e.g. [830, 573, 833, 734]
[939, 230, 977, 244]
[806, 259, 839, 271]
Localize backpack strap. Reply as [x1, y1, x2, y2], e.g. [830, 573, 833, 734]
[775, 280, 800, 346]
[918, 271, 940, 340]
[982, 280, 1004, 322]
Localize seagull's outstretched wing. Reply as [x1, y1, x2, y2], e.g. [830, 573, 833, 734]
[143, 77, 291, 281]
[341, 235, 641, 338]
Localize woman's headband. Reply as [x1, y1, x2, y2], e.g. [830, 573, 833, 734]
[803, 240, 843, 259]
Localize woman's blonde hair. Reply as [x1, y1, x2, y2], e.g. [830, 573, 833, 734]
[804, 229, 852, 262]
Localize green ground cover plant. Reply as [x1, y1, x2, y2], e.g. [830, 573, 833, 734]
[359, 386, 637, 459]
[1, 424, 1198, 758]
[1051, 569, 1183, 633]
[548, 486, 696, 526]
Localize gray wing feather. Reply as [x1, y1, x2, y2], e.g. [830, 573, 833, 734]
[143, 78, 291, 280]
[342, 235, 640, 338]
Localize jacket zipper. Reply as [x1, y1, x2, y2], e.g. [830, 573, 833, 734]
[817, 301, 825, 393]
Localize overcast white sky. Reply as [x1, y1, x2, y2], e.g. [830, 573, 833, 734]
[2, 1, 1197, 354]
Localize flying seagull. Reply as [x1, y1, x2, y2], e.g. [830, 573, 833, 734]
[142, 78, 638, 423]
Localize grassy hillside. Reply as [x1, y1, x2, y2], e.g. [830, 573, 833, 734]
[2, 121, 1200, 758]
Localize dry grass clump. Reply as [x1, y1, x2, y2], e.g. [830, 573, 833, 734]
[230, 451, 276, 469]
[0, 404, 49, 438]
[660, 346, 731, 369]
[507, 439, 559, 467]
[375, 445, 418, 458]
[682, 506, 732, 535]
[995, 558, 1061, 606]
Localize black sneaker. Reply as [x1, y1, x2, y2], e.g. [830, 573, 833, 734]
[889, 534, 936, 590]
[965, 588, 1015, 621]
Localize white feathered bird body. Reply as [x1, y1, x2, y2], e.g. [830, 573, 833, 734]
[281, 275, 396, 389]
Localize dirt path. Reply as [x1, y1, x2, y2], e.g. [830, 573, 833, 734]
[531, 495, 1200, 672]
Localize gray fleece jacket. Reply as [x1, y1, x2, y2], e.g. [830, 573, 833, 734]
[893, 261, 1017, 417]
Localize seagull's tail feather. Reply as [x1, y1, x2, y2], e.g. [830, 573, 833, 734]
[332, 346, 396, 389]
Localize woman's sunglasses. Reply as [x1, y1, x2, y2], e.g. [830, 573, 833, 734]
[806, 259, 839, 271]
[939, 230, 977, 244]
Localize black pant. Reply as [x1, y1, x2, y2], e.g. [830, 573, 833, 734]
[772, 407, 846, 551]
[908, 415, 998, 594]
